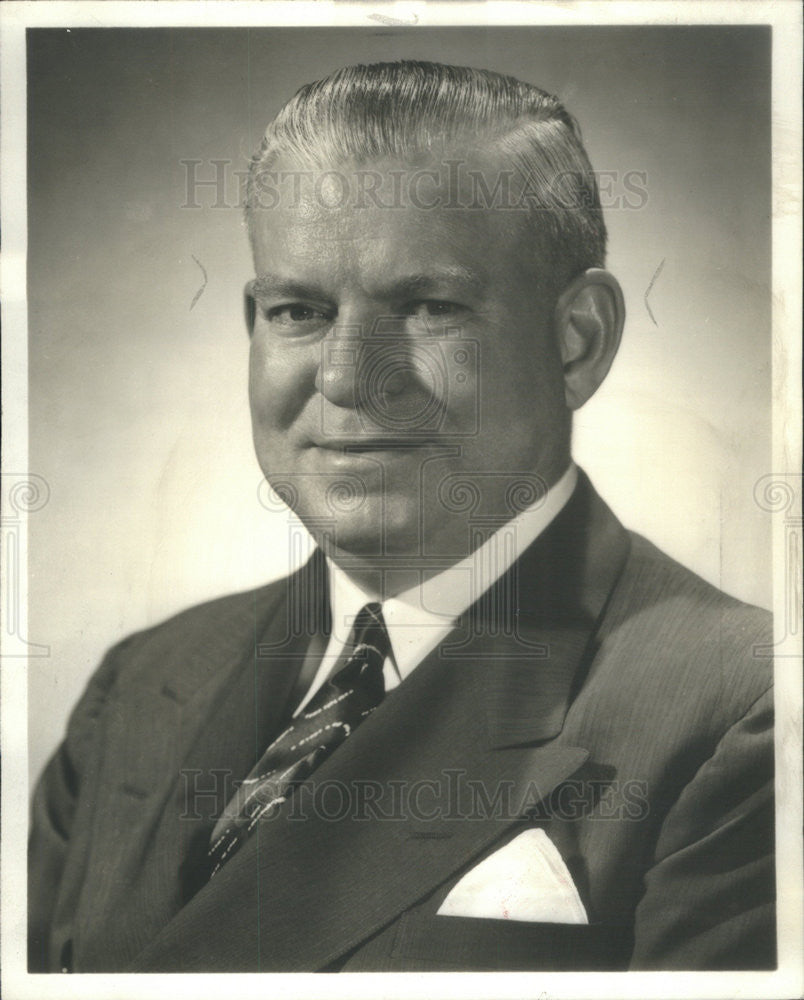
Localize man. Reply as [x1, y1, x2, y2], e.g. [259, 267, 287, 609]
[28, 60, 774, 973]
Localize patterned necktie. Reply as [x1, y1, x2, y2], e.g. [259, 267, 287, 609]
[208, 602, 389, 876]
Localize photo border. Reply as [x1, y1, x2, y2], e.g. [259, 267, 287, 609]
[2, 3, 801, 999]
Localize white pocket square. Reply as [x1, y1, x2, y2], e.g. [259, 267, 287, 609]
[437, 828, 588, 924]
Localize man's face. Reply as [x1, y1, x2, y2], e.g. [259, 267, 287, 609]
[248, 153, 570, 562]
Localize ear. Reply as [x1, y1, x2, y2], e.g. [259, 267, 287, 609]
[554, 268, 625, 411]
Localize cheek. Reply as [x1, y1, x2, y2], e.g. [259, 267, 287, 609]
[480, 315, 562, 404]
[466, 322, 566, 461]
[248, 336, 310, 432]
[248, 340, 270, 410]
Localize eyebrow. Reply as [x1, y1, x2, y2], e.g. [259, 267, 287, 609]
[250, 275, 331, 301]
[383, 268, 485, 299]
[251, 267, 485, 302]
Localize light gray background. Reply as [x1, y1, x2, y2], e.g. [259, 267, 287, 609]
[27, 26, 771, 784]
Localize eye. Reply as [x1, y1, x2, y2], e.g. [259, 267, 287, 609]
[267, 304, 325, 322]
[406, 300, 462, 319]
[402, 301, 468, 336]
[262, 303, 332, 333]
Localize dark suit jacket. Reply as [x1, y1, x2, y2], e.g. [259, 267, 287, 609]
[28, 472, 775, 973]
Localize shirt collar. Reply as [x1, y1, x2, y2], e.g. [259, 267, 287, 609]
[326, 462, 578, 681]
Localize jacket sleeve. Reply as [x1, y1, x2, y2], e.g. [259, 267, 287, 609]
[28, 637, 134, 972]
[629, 685, 775, 970]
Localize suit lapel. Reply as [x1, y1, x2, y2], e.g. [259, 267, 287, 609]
[130, 474, 631, 972]
[478, 468, 631, 747]
[74, 556, 327, 971]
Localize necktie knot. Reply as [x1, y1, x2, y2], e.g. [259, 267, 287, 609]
[332, 602, 390, 691]
[308, 600, 389, 710]
[351, 602, 388, 653]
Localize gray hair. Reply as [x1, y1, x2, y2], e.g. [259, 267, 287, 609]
[246, 60, 606, 295]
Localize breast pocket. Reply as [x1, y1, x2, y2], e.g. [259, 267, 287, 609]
[391, 910, 632, 971]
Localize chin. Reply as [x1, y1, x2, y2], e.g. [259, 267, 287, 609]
[312, 507, 423, 560]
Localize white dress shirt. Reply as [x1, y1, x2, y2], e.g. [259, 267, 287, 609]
[293, 463, 578, 715]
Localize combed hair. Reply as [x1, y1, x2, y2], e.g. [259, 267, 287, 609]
[247, 60, 606, 293]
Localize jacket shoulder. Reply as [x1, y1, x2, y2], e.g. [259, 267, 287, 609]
[129, 580, 284, 646]
[74, 576, 292, 712]
[622, 531, 771, 637]
[592, 532, 772, 733]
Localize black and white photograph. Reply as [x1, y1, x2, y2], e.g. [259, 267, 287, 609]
[1, 2, 801, 997]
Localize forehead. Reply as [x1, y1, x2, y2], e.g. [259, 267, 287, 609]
[248, 153, 544, 293]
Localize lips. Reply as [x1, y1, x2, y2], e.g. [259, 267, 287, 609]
[311, 437, 438, 452]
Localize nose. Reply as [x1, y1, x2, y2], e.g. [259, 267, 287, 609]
[315, 317, 414, 410]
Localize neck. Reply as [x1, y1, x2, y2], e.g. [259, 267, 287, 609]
[321, 551, 445, 598]
[322, 459, 574, 597]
